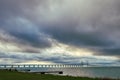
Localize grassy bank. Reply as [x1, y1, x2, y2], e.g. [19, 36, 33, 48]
[0, 69, 118, 80]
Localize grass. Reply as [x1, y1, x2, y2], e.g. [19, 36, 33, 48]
[0, 69, 118, 80]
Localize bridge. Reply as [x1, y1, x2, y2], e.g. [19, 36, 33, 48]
[0, 64, 88, 69]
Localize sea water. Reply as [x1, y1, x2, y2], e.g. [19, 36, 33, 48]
[16, 67, 120, 79]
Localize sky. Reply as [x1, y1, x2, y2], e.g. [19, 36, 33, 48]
[0, 0, 120, 65]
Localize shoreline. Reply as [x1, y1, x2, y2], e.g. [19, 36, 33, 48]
[0, 69, 119, 80]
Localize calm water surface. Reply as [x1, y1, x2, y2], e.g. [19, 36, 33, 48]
[1, 67, 119, 79]
[22, 67, 120, 79]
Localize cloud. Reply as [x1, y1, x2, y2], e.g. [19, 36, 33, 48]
[0, 17, 52, 48]
[0, 28, 50, 53]
[0, 0, 52, 49]
[0, 51, 118, 64]
[43, 27, 112, 48]
[38, 0, 120, 56]
[95, 48, 120, 57]
[0, 0, 120, 63]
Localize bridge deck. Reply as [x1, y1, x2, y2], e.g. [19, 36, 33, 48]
[0, 64, 89, 69]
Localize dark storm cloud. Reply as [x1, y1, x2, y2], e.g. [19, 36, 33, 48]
[0, 0, 120, 58]
[0, 30, 43, 53]
[0, 22, 51, 49]
[7, 26, 51, 48]
[40, 0, 120, 57]
[43, 26, 112, 48]
[0, 0, 52, 49]
[96, 48, 120, 57]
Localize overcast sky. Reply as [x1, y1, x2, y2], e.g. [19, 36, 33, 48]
[0, 0, 120, 64]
